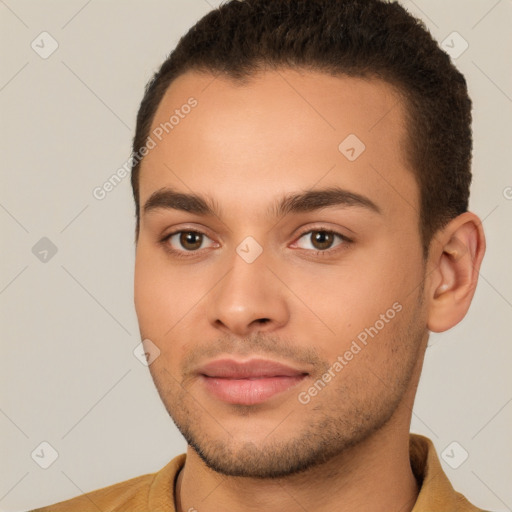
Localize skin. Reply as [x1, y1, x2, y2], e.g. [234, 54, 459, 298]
[134, 69, 486, 512]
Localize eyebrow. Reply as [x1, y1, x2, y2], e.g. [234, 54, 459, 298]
[142, 186, 382, 219]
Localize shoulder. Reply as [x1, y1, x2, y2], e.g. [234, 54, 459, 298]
[28, 454, 186, 512]
[28, 472, 156, 512]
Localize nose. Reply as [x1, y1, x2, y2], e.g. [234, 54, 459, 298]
[207, 249, 290, 337]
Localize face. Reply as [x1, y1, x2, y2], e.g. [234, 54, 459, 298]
[134, 69, 429, 478]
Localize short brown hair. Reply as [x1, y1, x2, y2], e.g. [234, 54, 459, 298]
[131, 0, 472, 256]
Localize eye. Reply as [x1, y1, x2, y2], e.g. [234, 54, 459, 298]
[293, 229, 349, 252]
[164, 230, 217, 253]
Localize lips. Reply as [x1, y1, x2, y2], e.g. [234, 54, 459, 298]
[197, 358, 308, 405]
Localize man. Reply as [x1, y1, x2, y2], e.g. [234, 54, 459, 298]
[31, 0, 489, 510]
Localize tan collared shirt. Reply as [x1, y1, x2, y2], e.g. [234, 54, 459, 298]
[30, 433, 488, 511]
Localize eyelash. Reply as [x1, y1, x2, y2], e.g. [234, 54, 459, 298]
[160, 227, 353, 260]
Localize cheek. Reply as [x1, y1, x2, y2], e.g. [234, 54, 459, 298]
[134, 253, 192, 376]
[134, 243, 215, 340]
[289, 248, 421, 357]
[134, 244, 180, 336]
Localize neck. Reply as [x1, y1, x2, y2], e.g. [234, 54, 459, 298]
[175, 420, 419, 512]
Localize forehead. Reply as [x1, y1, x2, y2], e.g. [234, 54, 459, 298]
[139, 68, 418, 220]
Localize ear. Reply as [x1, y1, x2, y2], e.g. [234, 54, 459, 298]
[426, 212, 486, 333]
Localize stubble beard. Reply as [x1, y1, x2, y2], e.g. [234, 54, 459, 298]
[148, 297, 426, 479]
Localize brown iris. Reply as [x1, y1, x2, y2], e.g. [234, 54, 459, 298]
[180, 231, 203, 250]
[310, 231, 335, 250]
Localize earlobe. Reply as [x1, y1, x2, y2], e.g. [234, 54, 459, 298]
[427, 212, 486, 333]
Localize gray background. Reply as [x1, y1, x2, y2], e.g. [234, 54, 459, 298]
[1, 0, 511, 510]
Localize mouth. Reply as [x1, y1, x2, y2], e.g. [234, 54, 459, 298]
[197, 358, 309, 405]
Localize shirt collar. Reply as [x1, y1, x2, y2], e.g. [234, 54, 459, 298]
[410, 433, 482, 511]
